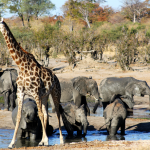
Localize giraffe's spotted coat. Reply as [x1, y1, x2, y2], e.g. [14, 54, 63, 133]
[0, 20, 63, 148]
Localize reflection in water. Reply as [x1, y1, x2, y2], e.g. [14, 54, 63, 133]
[106, 135, 125, 141]
[64, 136, 87, 143]
[15, 139, 40, 148]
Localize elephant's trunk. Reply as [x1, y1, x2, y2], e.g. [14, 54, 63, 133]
[81, 117, 88, 136]
[149, 95, 150, 109]
[92, 101, 99, 113]
[82, 122, 88, 137]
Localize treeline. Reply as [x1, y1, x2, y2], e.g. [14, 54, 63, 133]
[0, 0, 150, 70]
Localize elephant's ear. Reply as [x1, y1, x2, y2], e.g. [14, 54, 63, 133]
[79, 104, 85, 109]
[120, 95, 134, 109]
[64, 104, 76, 124]
[126, 83, 142, 97]
[73, 77, 87, 95]
[65, 112, 76, 124]
[1, 70, 13, 92]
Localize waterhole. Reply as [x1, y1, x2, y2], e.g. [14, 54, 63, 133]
[1, 128, 150, 149]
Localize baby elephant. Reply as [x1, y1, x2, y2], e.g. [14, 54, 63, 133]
[12, 98, 53, 140]
[103, 95, 134, 136]
[59, 103, 88, 137]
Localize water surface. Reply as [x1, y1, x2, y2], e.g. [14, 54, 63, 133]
[1, 128, 150, 149]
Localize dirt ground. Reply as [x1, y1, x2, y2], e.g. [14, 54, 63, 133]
[1, 55, 150, 149]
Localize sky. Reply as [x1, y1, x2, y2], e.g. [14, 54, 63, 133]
[51, 0, 123, 16]
[4, 0, 124, 18]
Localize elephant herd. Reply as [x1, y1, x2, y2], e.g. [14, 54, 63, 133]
[1, 68, 150, 141]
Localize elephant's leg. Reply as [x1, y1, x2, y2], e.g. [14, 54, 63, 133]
[30, 133, 36, 140]
[67, 129, 73, 136]
[109, 118, 120, 136]
[73, 89, 82, 108]
[121, 120, 126, 135]
[110, 126, 118, 136]
[81, 96, 90, 116]
[4, 91, 9, 111]
[105, 125, 110, 135]
[9, 92, 16, 111]
[105, 121, 111, 135]
[77, 129, 82, 136]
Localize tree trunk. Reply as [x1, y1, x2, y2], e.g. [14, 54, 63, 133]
[85, 16, 90, 28]
[133, 13, 136, 23]
[19, 14, 25, 27]
[69, 17, 73, 32]
[100, 51, 103, 60]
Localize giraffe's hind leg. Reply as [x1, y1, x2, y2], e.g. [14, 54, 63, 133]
[8, 90, 24, 148]
[42, 96, 49, 129]
[51, 91, 64, 144]
[35, 96, 48, 146]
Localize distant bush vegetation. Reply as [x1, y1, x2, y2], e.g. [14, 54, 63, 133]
[1, 17, 150, 70]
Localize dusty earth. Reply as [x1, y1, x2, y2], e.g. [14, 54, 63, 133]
[1, 55, 150, 149]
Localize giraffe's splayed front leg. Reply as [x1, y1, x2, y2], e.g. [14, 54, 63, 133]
[8, 142, 16, 149]
[38, 137, 49, 146]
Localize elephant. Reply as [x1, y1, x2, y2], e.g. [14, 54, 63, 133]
[103, 94, 134, 136]
[12, 98, 53, 140]
[50, 76, 100, 116]
[59, 103, 88, 137]
[0, 68, 18, 111]
[93, 77, 150, 112]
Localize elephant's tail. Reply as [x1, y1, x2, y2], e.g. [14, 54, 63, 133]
[59, 104, 73, 133]
[98, 118, 112, 131]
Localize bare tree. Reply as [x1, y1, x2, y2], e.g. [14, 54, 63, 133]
[62, 0, 106, 28]
[121, 0, 147, 23]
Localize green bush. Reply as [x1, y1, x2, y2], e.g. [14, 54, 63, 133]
[136, 24, 146, 30]
[92, 21, 104, 29]
[130, 28, 137, 35]
[102, 26, 123, 41]
[12, 27, 34, 42]
[0, 96, 4, 104]
[146, 29, 150, 38]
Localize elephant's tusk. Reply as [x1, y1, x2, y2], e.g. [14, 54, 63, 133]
[94, 97, 102, 101]
[94, 97, 99, 101]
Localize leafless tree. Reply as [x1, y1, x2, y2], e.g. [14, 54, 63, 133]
[121, 0, 147, 23]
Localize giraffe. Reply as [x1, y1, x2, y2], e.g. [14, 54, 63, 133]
[0, 18, 64, 148]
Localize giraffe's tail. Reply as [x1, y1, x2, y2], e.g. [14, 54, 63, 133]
[59, 104, 73, 134]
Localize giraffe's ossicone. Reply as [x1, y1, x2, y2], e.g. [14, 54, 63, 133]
[0, 18, 64, 148]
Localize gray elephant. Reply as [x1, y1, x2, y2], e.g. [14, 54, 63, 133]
[50, 76, 100, 116]
[59, 103, 88, 137]
[103, 94, 134, 136]
[93, 77, 150, 112]
[12, 98, 53, 140]
[0, 68, 18, 111]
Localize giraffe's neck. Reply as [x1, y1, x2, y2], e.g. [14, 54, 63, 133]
[0, 21, 34, 71]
